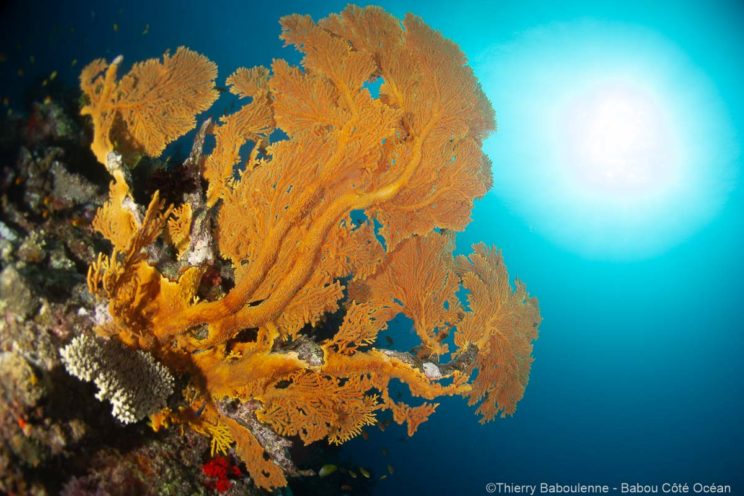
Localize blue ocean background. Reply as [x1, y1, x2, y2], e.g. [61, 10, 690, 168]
[1, 1, 742, 494]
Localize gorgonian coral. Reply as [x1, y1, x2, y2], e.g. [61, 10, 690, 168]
[79, 5, 541, 489]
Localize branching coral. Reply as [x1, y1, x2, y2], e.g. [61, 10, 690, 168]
[60, 334, 174, 424]
[79, 5, 541, 490]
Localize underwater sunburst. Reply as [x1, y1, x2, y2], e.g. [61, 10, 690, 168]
[477, 20, 738, 259]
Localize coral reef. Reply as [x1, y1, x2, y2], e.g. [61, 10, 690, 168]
[0, 97, 104, 495]
[0, 4, 541, 494]
[75, 4, 542, 491]
[0, 88, 243, 495]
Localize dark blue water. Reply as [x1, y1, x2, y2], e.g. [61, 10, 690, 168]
[2, 1, 742, 495]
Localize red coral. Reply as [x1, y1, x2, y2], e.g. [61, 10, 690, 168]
[202, 455, 241, 493]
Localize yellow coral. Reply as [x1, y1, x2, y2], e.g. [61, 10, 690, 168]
[81, 5, 540, 490]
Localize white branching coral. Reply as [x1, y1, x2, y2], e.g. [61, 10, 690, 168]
[60, 334, 174, 423]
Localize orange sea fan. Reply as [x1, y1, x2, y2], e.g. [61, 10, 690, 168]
[327, 301, 388, 355]
[79, 4, 541, 491]
[141, 4, 496, 346]
[80, 47, 218, 164]
[203, 65, 274, 206]
[360, 232, 462, 356]
[223, 417, 288, 488]
[390, 401, 439, 437]
[257, 371, 380, 446]
[456, 244, 541, 421]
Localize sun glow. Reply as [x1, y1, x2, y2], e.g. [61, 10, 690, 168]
[476, 22, 737, 259]
[566, 85, 672, 194]
[558, 79, 683, 212]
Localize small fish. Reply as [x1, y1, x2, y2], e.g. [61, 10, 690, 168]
[2, 97, 9, 107]
[71, 58, 77, 67]
[384, 335, 394, 347]
[318, 464, 337, 478]
[113, 23, 119, 32]
[193, 402, 207, 418]
[43, 96, 52, 105]
[142, 23, 150, 35]
[380, 447, 389, 456]
[0, 52, 7, 63]
[340, 484, 353, 491]
[359, 467, 371, 479]
[387, 464, 395, 475]
[42, 79, 48, 87]
[29, 55, 35, 64]
[49, 70, 57, 81]
[17, 68, 24, 77]
[361, 430, 369, 440]
[348, 469, 357, 479]
[379, 474, 388, 480]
